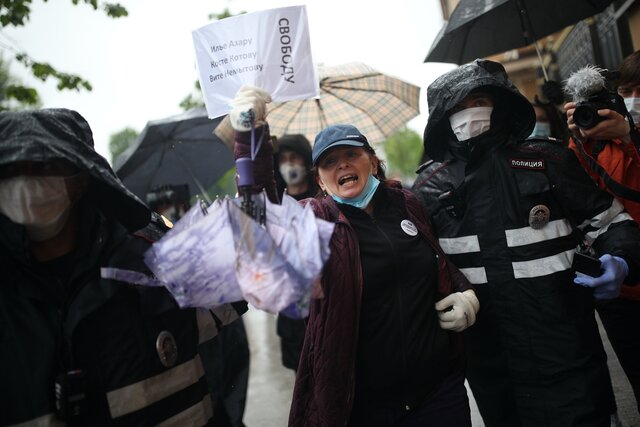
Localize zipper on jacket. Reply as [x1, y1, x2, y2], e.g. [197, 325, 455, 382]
[368, 213, 410, 405]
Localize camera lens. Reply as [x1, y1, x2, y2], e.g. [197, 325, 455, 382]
[573, 104, 601, 129]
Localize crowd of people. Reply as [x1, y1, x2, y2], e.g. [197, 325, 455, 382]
[2, 46, 640, 427]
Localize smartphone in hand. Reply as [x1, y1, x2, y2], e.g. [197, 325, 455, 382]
[572, 252, 603, 277]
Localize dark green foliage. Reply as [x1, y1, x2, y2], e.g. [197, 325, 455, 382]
[0, 54, 40, 109]
[0, 0, 128, 102]
[109, 126, 138, 163]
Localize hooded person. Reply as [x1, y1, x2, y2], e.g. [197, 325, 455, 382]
[412, 59, 640, 426]
[0, 108, 231, 425]
[272, 134, 317, 372]
[274, 134, 318, 201]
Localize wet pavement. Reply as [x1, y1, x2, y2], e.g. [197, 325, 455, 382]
[242, 307, 639, 426]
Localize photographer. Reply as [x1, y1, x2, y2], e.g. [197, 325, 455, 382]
[565, 52, 640, 413]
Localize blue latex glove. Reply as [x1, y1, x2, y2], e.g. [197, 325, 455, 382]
[574, 254, 629, 300]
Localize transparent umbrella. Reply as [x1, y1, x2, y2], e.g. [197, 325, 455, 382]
[143, 194, 334, 318]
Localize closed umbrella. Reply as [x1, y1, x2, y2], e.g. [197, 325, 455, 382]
[214, 62, 420, 147]
[143, 194, 334, 318]
[425, 0, 615, 79]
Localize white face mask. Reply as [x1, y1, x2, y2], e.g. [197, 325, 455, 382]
[449, 106, 493, 141]
[279, 162, 307, 186]
[623, 97, 640, 124]
[0, 176, 72, 242]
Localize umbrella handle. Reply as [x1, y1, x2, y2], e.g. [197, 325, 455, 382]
[236, 158, 255, 187]
[250, 120, 265, 160]
[517, 0, 549, 82]
[239, 186, 256, 220]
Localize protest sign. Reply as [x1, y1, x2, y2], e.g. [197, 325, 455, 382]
[192, 5, 319, 118]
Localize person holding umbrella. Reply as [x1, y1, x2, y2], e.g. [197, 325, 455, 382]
[564, 51, 640, 413]
[230, 86, 479, 426]
[412, 59, 640, 426]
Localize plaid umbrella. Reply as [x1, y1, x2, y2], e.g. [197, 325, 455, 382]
[215, 62, 420, 147]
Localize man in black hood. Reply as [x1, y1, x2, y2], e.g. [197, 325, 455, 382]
[412, 60, 640, 426]
[0, 108, 229, 425]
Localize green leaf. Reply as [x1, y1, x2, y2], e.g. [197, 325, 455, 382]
[5, 84, 39, 104]
[109, 126, 139, 162]
[4, 0, 128, 103]
[103, 2, 127, 17]
[0, 0, 33, 28]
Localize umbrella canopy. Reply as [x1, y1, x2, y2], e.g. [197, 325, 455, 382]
[114, 108, 235, 202]
[144, 194, 334, 318]
[425, 0, 615, 65]
[215, 62, 420, 147]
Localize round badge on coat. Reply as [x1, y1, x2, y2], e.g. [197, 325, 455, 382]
[528, 204, 550, 229]
[156, 331, 178, 368]
[401, 220, 418, 236]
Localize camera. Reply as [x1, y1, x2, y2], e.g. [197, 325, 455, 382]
[573, 91, 628, 130]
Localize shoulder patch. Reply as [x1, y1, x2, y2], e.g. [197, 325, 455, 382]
[510, 158, 545, 170]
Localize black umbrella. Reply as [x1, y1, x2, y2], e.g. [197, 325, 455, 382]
[114, 108, 235, 203]
[425, 0, 615, 78]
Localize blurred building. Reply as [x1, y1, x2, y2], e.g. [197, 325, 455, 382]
[437, 0, 640, 99]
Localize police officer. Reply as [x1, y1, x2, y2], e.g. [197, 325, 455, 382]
[0, 109, 237, 425]
[412, 60, 640, 426]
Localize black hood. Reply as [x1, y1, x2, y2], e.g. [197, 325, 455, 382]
[423, 59, 535, 162]
[0, 108, 150, 231]
[275, 134, 313, 169]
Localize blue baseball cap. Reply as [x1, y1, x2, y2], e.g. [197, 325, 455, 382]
[312, 124, 369, 166]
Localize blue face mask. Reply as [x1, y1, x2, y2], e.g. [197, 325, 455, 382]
[530, 122, 551, 138]
[331, 174, 380, 209]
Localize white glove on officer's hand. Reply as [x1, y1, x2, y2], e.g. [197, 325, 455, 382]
[229, 85, 272, 132]
[435, 289, 480, 332]
[574, 254, 629, 300]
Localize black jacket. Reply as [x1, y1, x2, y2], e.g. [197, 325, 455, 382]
[0, 109, 219, 425]
[413, 60, 640, 426]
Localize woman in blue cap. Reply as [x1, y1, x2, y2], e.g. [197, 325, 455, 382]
[230, 86, 479, 427]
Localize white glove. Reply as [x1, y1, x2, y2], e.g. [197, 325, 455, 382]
[229, 85, 272, 132]
[435, 289, 480, 332]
